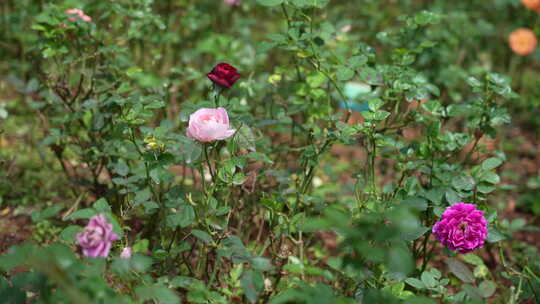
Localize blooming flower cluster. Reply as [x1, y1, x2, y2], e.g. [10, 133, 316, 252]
[65, 8, 92, 23]
[432, 202, 488, 254]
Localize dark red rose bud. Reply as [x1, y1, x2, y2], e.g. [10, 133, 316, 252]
[207, 62, 241, 88]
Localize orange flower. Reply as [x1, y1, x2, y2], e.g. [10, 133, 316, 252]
[509, 28, 537, 55]
[522, 0, 540, 13]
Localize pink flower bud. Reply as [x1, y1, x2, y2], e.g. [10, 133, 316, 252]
[120, 247, 132, 259]
[207, 63, 241, 88]
[186, 107, 236, 142]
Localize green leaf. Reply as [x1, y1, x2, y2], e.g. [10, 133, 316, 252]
[133, 239, 149, 253]
[451, 175, 475, 191]
[241, 269, 264, 304]
[290, 0, 330, 8]
[401, 197, 428, 211]
[368, 98, 385, 111]
[481, 157, 503, 171]
[306, 72, 326, 88]
[401, 226, 430, 241]
[348, 55, 368, 69]
[191, 229, 213, 244]
[31, 205, 63, 222]
[424, 187, 444, 204]
[461, 254, 484, 266]
[486, 226, 506, 243]
[64, 208, 97, 220]
[462, 284, 483, 301]
[59, 225, 82, 243]
[135, 284, 181, 304]
[405, 278, 425, 290]
[479, 280, 496, 298]
[166, 205, 195, 228]
[336, 67, 355, 81]
[421, 271, 437, 288]
[93, 198, 111, 213]
[446, 258, 474, 283]
[256, 0, 284, 6]
[250, 257, 273, 271]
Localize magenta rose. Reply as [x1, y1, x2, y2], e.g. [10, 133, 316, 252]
[207, 63, 241, 88]
[65, 8, 92, 22]
[186, 107, 236, 142]
[432, 202, 488, 254]
[76, 214, 118, 258]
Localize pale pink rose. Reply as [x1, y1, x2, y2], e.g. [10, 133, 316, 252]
[186, 107, 236, 142]
[65, 8, 92, 23]
[120, 247, 132, 259]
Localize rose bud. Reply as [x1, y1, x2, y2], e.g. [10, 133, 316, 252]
[120, 247, 132, 259]
[207, 63, 241, 88]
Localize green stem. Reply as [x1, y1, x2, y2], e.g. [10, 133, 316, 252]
[203, 144, 216, 183]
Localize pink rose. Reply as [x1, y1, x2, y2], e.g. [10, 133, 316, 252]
[76, 215, 118, 258]
[224, 0, 241, 6]
[65, 8, 92, 23]
[432, 202, 488, 254]
[186, 107, 236, 142]
[120, 247, 132, 259]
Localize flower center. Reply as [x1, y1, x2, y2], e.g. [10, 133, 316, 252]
[458, 222, 468, 234]
[200, 115, 219, 123]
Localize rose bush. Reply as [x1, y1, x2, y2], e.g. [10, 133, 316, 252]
[0, 1, 539, 303]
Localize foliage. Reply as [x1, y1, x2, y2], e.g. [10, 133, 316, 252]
[1, 0, 540, 303]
